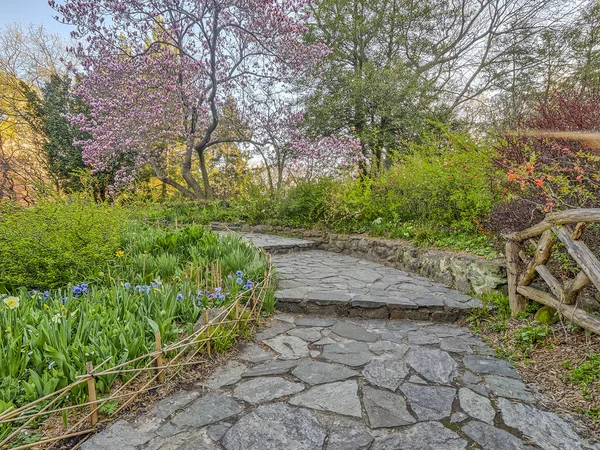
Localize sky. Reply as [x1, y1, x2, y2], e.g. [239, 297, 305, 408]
[1, 0, 73, 38]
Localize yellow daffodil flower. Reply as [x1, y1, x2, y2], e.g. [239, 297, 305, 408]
[3, 296, 19, 309]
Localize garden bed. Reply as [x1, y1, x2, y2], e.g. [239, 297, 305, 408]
[0, 200, 275, 448]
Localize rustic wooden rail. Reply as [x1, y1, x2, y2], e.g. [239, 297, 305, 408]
[504, 208, 600, 334]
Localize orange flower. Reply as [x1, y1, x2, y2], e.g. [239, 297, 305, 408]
[534, 178, 544, 187]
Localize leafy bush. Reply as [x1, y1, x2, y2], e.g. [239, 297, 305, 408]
[492, 91, 600, 234]
[391, 128, 497, 227]
[279, 179, 335, 227]
[0, 197, 127, 290]
[325, 128, 498, 233]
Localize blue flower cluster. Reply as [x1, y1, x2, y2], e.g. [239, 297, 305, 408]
[234, 270, 253, 290]
[72, 283, 89, 296]
[174, 287, 226, 307]
[134, 285, 152, 294]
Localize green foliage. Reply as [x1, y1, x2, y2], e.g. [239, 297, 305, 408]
[0, 197, 126, 290]
[562, 353, 600, 402]
[280, 179, 335, 227]
[513, 323, 551, 353]
[468, 292, 511, 333]
[392, 128, 498, 227]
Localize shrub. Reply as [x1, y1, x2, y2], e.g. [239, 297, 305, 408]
[391, 129, 497, 227]
[279, 178, 335, 227]
[0, 197, 127, 290]
[492, 91, 600, 233]
[325, 128, 497, 232]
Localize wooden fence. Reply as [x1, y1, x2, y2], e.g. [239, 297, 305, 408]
[504, 208, 600, 334]
[0, 262, 273, 450]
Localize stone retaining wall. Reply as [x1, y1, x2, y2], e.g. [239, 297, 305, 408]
[211, 223, 507, 296]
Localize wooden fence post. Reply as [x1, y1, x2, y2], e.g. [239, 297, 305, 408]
[86, 362, 99, 426]
[506, 240, 527, 314]
[155, 332, 165, 383]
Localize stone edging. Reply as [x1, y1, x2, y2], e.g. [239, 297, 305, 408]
[211, 223, 507, 296]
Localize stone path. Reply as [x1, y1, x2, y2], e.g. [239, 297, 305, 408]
[81, 233, 599, 450]
[82, 317, 598, 450]
[217, 231, 318, 254]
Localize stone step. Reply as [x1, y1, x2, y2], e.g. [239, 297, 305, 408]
[217, 231, 319, 254]
[272, 250, 484, 323]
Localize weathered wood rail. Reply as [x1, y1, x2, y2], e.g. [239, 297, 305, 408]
[504, 208, 600, 334]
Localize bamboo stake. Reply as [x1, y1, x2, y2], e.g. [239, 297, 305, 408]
[204, 309, 211, 356]
[86, 362, 99, 426]
[155, 332, 165, 383]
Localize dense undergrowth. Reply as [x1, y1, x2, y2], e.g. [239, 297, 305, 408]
[0, 197, 275, 444]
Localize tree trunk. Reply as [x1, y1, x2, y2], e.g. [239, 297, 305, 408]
[197, 148, 213, 201]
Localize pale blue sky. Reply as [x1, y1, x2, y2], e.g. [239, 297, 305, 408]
[1, 0, 73, 38]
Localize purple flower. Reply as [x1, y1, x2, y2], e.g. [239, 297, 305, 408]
[236, 270, 244, 277]
[124, 282, 131, 289]
[73, 286, 82, 295]
[177, 293, 183, 301]
[236, 277, 243, 285]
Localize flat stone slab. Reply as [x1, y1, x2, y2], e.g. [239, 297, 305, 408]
[292, 359, 359, 385]
[88, 317, 597, 450]
[222, 403, 326, 450]
[400, 383, 456, 421]
[464, 355, 519, 378]
[462, 420, 536, 450]
[405, 347, 458, 384]
[241, 359, 298, 377]
[201, 361, 247, 390]
[372, 422, 467, 450]
[327, 424, 373, 450]
[263, 335, 310, 359]
[289, 380, 362, 418]
[331, 321, 379, 342]
[459, 387, 495, 424]
[232, 376, 304, 404]
[498, 397, 589, 450]
[363, 385, 415, 428]
[363, 357, 409, 391]
[321, 341, 374, 367]
[170, 393, 242, 428]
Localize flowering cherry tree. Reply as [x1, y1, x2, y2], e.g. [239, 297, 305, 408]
[50, 0, 326, 200]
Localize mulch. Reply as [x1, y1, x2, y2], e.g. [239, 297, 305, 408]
[480, 319, 600, 440]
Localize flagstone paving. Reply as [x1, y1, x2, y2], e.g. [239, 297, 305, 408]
[81, 234, 600, 449]
[82, 316, 599, 450]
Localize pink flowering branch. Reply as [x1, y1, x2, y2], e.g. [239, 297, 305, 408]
[50, 0, 328, 199]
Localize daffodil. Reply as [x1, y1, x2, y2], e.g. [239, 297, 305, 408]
[115, 250, 125, 257]
[3, 296, 20, 309]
